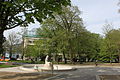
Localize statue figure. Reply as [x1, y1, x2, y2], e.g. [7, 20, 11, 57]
[44, 55, 53, 70]
[45, 55, 49, 64]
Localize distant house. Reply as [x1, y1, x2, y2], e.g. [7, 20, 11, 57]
[24, 36, 40, 47]
[3, 43, 22, 60]
[5, 53, 22, 60]
[23, 29, 41, 47]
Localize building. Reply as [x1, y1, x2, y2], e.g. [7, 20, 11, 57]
[5, 53, 22, 60]
[23, 28, 41, 47]
[24, 36, 40, 47]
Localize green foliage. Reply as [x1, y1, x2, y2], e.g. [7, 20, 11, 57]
[100, 23, 120, 63]
[25, 45, 38, 58]
[36, 6, 102, 63]
[0, 0, 71, 30]
[0, 0, 71, 55]
[23, 6, 102, 64]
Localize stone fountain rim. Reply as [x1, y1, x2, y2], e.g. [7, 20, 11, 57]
[19, 64, 76, 72]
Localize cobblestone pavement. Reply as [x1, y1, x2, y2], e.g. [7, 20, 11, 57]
[47, 67, 120, 80]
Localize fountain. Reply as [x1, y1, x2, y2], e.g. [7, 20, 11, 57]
[20, 55, 75, 72]
[43, 55, 53, 70]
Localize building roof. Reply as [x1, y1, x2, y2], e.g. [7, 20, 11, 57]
[23, 28, 46, 38]
[23, 34, 47, 38]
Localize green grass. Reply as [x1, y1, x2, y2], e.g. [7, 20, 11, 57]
[9, 60, 45, 64]
[9, 60, 32, 63]
[0, 64, 18, 68]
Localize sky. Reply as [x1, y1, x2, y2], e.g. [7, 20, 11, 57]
[71, 0, 120, 35]
[4, 0, 120, 37]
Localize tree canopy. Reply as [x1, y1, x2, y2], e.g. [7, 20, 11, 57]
[0, 0, 71, 54]
[35, 6, 102, 64]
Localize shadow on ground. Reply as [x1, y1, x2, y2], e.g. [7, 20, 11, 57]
[0, 72, 55, 80]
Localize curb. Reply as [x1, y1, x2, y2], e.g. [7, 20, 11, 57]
[19, 66, 37, 72]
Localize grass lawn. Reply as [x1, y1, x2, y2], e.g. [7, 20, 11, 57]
[0, 63, 18, 68]
[9, 60, 45, 64]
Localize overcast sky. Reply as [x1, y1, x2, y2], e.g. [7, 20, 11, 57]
[4, 0, 120, 37]
[71, 0, 120, 35]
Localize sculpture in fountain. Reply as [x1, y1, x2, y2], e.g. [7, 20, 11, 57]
[44, 55, 53, 70]
[20, 55, 75, 72]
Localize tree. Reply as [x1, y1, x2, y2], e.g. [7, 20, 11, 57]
[37, 6, 86, 64]
[18, 27, 28, 60]
[37, 24, 61, 62]
[0, 0, 71, 54]
[100, 23, 120, 63]
[25, 45, 38, 63]
[53, 6, 84, 63]
[4, 32, 21, 59]
[106, 29, 120, 62]
[34, 39, 47, 61]
[87, 33, 101, 62]
[36, 6, 104, 64]
[75, 31, 101, 63]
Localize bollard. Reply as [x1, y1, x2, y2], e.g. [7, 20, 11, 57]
[51, 62, 54, 76]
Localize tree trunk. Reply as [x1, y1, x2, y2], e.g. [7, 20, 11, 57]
[118, 54, 120, 63]
[109, 53, 112, 64]
[22, 37, 25, 60]
[77, 52, 83, 64]
[0, 30, 5, 55]
[9, 47, 12, 59]
[31, 58, 35, 63]
[63, 51, 67, 64]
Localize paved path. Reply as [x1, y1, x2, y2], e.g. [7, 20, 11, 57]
[48, 67, 120, 80]
[1, 66, 120, 80]
[0, 67, 29, 73]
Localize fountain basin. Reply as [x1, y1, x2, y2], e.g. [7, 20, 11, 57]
[19, 64, 76, 72]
